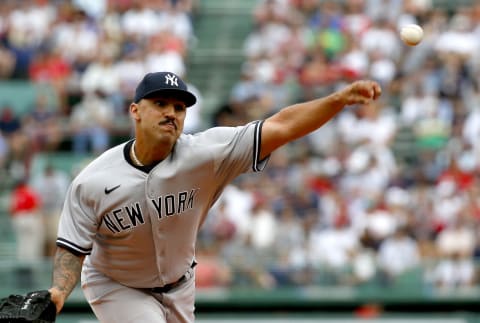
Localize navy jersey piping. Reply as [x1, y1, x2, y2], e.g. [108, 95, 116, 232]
[253, 120, 266, 172]
[124, 139, 157, 173]
[56, 237, 92, 256]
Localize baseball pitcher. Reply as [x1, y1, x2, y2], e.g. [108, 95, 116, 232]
[40, 71, 380, 322]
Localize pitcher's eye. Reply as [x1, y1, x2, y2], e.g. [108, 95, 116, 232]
[155, 99, 168, 107]
[174, 103, 186, 112]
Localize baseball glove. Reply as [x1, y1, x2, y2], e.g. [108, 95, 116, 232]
[0, 290, 56, 323]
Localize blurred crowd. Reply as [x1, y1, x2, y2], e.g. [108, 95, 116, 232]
[0, 0, 199, 186]
[0, 0, 479, 294]
[197, 0, 480, 292]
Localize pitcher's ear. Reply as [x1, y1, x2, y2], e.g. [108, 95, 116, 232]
[130, 102, 140, 121]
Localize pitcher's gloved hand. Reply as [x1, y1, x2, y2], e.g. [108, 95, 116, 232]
[0, 290, 56, 323]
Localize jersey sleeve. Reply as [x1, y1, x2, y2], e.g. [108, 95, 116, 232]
[56, 180, 97, 256]
[200, 120, 269, 179]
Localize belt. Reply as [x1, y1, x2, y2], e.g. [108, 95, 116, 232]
[150, 261, 197, 294]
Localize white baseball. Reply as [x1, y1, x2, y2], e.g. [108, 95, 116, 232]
[400, 24, 423, 46]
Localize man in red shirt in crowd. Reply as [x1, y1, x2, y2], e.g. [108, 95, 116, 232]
[9, 178, 44, 262]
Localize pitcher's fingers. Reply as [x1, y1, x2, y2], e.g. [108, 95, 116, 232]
[373, 83, 382, 100]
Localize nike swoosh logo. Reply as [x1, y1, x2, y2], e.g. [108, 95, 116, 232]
[104, 185, 121, 194]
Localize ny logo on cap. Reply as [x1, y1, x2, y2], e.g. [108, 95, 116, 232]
[165, 74, 178, 87]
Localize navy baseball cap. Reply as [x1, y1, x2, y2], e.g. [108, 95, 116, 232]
[133, 71, 197, 107]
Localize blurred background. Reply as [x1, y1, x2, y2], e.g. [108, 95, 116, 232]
[0, 0, 479, 322]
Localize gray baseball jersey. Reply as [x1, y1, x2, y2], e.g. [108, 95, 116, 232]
[56, 120, 268, 288]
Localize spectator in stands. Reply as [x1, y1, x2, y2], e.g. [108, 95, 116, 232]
[0, 105, 29, 178]
[338, 37, 369, 81]
[50, 7, 99, 72]
[434, 10, 479, 58]
[341, 148, 394, 203]
[221, 231, 277, 289]
[69, 90, 114, 155]
[385, 186, 415, 227]
[0, 105, 21, 136]
[432, 179, 466, 231]
[3, 132, 32, 181]
[270, 205, 310, 286]
[308, 213, 359, 284]
[360, 17, 401, 60]
[430, 252, 477, 290]
[80, 48, 123, 114]
[352, 100, 398, 147]
[248, 193, 278, 251]
[28, 46, 72, 114]
[437, 156, 476, 193]
[298, 50, 342, 99]
[245, 0, 292, 60]
[377, 226, 421, 285]
[365, 0, 403, 23]
[217, 180, 255, 241]
[3, 2, 39, 79]
[120, 0, 161, 40]
[22, 94, 64, 152]
[6, 0, 56, 48]
[9, 178, 44, 262]
[72, 0, 107, 19]
[31, 164, 70, 258]
[157, 1, 194, 47]
[354, 193, 398, 250]
[368, 50, 397, 87]
[309, 1, 347, 60]
[144, 31, 186, 79]
[343, 0, 371, 38]
[195, 240, 232, 289]
[229, 62, 272, 121]
[114, 46, 146, 106]
[435, 216, 476, 261]
[201, 200, 237, 245]
[400, 81, 440, 126]
[350, 239, 377, 286]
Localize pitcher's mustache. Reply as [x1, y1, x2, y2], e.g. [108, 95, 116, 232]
[159, 118, 177, 129]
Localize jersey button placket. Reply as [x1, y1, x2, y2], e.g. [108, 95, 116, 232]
[156, 225, 166, 282]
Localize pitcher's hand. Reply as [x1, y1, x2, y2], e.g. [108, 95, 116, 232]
[339, 80, 382, 106]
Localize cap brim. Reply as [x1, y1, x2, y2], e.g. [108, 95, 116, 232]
[138, 89, 197, 107]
